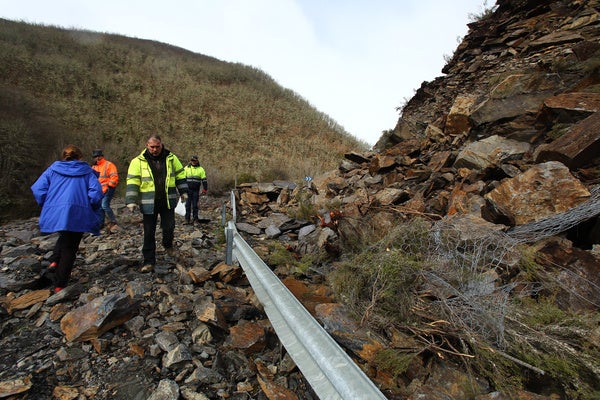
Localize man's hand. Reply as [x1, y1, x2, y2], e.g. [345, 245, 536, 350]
[126, 203, 137, 213]
[180, 193, 188, 203]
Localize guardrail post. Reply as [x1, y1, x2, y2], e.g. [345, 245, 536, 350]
[221, 203, 227, 226]
[225, 227, 233, 265]
[230, 190, 237, 222]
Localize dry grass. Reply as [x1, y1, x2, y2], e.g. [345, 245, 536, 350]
[329, 216, 600, 398]
[0, 18, 369, 221]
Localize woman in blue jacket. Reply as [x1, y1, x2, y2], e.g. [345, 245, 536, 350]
[31, 144, 103, 293]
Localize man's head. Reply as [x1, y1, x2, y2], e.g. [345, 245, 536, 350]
[146, 135, 163, 157]
[92, 149, 104, 160]
[190, 155, 199, 165]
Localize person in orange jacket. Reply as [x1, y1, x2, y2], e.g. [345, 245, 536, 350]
[92, 149, 119, 228]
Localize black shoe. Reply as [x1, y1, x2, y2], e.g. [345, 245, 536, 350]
[31, 269, 56, 289]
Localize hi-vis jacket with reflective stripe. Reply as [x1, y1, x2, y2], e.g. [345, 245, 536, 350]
[184, 164, 207, 191]
[125, 150, 188, 214]
[92, 157, 118, 194]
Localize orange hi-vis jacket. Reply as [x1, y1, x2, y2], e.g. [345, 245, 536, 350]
[92, 157, 119, 194]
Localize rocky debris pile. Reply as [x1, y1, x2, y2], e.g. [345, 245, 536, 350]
[0, 197, 330, 400]
[285, 0, 600, 266]
[229, 1, 600, 258]
[2, 192, 425, 399]
[226, 1, 600, 398]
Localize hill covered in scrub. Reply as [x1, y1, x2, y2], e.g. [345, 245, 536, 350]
[0, 18, 368, 222]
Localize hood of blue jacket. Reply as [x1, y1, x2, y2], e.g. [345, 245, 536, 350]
[49, 160, 93, 176]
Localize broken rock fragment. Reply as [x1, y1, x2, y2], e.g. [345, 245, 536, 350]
[60, 293, 140, 342]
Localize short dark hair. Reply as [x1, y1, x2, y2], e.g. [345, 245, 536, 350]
[147, 134, 162, 143]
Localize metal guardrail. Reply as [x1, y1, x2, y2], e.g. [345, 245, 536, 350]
[225, 191, 387, 400]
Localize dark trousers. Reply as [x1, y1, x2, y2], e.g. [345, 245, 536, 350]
[51, 231, 84, 287]
[185, 189, 200, 221]
[142, 208, 175, 265]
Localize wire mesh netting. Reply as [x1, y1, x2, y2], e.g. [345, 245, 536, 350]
[423, 217, 522, 348]
[421, 184, 600, 348]
[506, 185, 600, 243]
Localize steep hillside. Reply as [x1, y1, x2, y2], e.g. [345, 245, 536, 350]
[252, 0, 599, 398]
[0, 18, 367, 222]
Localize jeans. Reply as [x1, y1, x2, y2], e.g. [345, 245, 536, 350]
[101, 186, 117, 223]
[185, 189, 200, 221]
[142, 207, 175, 265]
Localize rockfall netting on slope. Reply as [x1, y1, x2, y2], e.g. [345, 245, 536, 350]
[422, 217, 524, 349]
[506, 185, 600, 244]
[339, 184, 600, 350]
[421, 183, 600, 349]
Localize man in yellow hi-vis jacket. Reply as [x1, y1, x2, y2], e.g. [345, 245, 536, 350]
[125, 134, 188, 272]
[183, 155, 208, 224]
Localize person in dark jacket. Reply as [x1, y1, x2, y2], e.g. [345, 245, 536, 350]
[31, 144, 103, 293]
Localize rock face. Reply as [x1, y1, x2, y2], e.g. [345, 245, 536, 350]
[230, 1, 600, 398]
[340, 0, 600, 244]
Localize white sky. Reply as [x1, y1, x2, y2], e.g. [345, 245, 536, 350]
[1, 0, 488, 146]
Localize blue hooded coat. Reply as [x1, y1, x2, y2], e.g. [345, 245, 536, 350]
[31, 160, 104, 235]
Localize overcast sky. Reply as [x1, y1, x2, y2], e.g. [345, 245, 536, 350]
[1, 0, 489, 146]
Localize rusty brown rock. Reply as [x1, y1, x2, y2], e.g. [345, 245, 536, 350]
[227, 321, 266, 354]
[0, 375, 32, 398]
[52, 385, 80, 400]
[90, 338, 109, 354]
[188, 266, 212, 284]
[257, 374, 299, 400]
[535, 111, 600, 168]
[195, 299, 229, 330]
[254, 359, 299, 399]
[445, 94, 476, 136]
[314, 303, 386, 365]
[543, 92, 600, 114]
[241, 191, 269, 204]
[447, 185, 469, 216]
[210, 262, 242, 283]
[483, 161, 590, 225]
[427, 151, 452, 172]
[369, 154, 397, 174]
[282, 277, 334, 315]
[49, 303, 70, 321]
[129, 342, 145, 357]
[277, 188, 290, 206]
[7, 289, 49, 313]
[60, 293, 139, 342]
